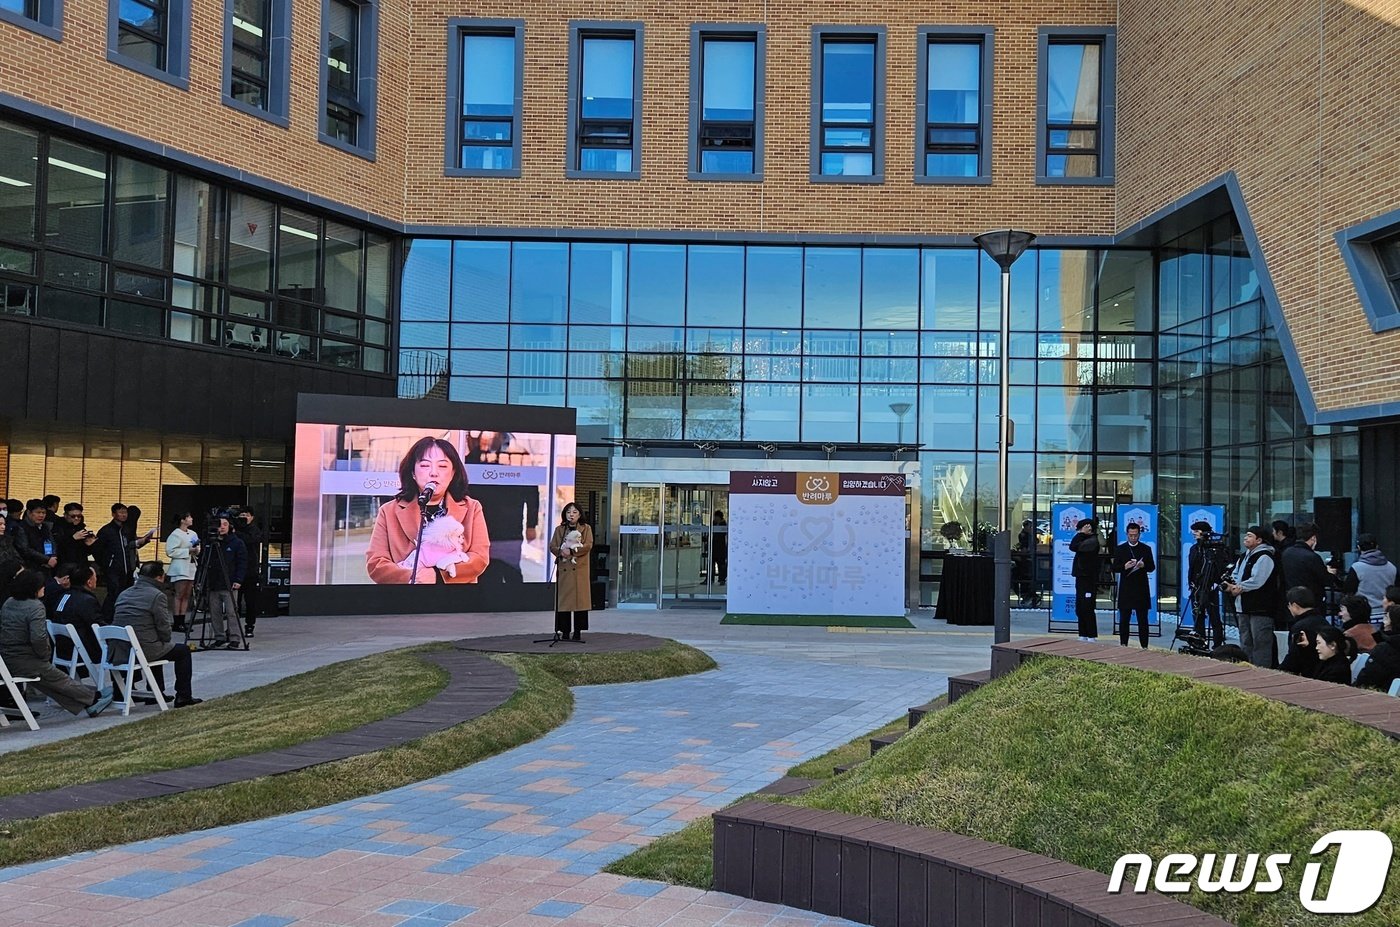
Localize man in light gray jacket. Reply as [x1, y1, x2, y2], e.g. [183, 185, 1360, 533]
[1344, 534, 1397, 614]
[113, 562, 202, 707]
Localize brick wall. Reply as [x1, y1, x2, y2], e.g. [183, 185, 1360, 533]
[1117, 0, 1400, 417]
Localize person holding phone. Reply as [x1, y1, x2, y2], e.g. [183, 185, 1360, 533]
[55, 503, 98, 568]
[1113, 522, 1156, 649]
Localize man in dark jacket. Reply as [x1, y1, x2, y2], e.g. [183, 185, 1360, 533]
[1280, 523, 1331, 613]
[52, 565, 103, 674]
[53, 502, 98, 569]
[1223, 526, 1278, 668]
[1186, 521, 1226, 648]
[1113, 522, 1156, 649]
[1278, 587, 1331, 676]
[1069, 518, 1101, 641]
[203, 516, 246, 649]
[234, 507, 265, 636]
[12, 499, 58, 579]
[95, 503, 135, 624]
[114, 561, 201, 707]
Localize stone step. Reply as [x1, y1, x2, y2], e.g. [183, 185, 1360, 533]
[756, 776, 821, 797]
[833, 763, 856, 776]
[948, 669, 993, 704]
[869, 730, 907, 756]
[907, 699, 945, 729]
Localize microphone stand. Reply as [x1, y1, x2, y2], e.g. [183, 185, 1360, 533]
[408, 487, 433, 585]
[534, 547, 581, 647]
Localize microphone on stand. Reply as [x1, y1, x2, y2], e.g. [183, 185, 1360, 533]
[417, 482, 438, 505]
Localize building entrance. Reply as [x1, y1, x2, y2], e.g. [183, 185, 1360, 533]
[662, 485, 729, 605]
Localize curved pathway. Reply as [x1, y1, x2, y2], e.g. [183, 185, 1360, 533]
[0, 650, 942, 927]
[0, 650, 517, 822]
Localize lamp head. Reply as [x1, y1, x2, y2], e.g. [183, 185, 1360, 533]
[973, 229, 1037, 270]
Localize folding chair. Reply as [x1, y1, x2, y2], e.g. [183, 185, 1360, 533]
[94, 625, 171, 716]
[1351, 652, 1370, 685]
[47, 621, 99, 683]
[0, 655, 40, 731]
[1389, 679, 1400, 698]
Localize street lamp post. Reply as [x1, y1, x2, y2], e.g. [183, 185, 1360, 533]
[972, 229, 1036, 645]
[888, 401, 912, 445]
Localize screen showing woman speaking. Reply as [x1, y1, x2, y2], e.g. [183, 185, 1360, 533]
[291, 394, 576, 615]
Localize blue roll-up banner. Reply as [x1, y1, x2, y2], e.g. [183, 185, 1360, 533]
[1115, 503, 1161, 629]
[1051, 502, 1094, 629]
[1179, 505, 1226, 628]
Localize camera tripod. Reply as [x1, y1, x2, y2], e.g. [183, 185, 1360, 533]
[186, 533, 249, 652]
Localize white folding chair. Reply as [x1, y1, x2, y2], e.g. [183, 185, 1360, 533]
[1351, 652, 1370, 685]
[94, 625, 171, 716]
[0, 655, 40, 731]
[1389, 678, 1400, 698]
[47, 620, 98, 683]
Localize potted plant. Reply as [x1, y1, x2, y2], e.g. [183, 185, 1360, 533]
[940, 521, 965, 553]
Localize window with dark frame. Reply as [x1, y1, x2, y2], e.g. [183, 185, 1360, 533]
[1378, 233, 1400, 305]
[324, 0, 362, 145]
[229, 0, 271, 110]
[924, 38, 982, 178]
[576, 30, 636, 173]
[117, 0, 169, 70]
[459, 29, 517, 171]
[1044, 39, 1102, 178]
[697, 34, 756, 175]
[1, 0, 40, 21]
[817, 34, 877, 177]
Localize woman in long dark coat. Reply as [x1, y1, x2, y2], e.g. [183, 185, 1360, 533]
[550, 503, 593, 641]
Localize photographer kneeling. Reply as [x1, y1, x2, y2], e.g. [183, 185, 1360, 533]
[113, 561, 202, 707]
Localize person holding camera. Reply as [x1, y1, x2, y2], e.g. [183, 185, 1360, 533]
[1187, 521, 1226, 648]
[1113, 522, 1155, 649]
[1223, 526, 1279, 667]
[204, 516, 247, 649]
[1070, 518, 1101, 641]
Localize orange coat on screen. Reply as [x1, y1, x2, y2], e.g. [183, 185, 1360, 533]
[366, 495, 490, 584]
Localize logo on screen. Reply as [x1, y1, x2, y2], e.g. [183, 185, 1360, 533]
[1060, 507, 1088, 531]
[796, 472, 838, 505]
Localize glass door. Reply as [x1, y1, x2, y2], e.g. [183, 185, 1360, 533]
[617, 484, 661, 605]
[663, 486, 730, 604]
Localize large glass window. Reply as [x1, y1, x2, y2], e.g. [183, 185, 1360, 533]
[1377, 233, 1400, 305]
[693, 30, 760, 177]
[804, 248, 860, 328]
[570, 243, 627, 325]
[571, 26, 642, 176]
[628, 244, 684, 326]
[112, 157, 169, 270]
[455, 25, 521, 172]
[814, 31, 882, 179]
[920, 35, 987, 179]
[451, 240, 509, 322]
[686, 246, 743, 327]
[0, 123, 39, 243]
[511, 242, 568, 324]
[745, 246, 802, 328]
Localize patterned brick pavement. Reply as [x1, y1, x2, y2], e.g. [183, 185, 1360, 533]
[0, 651, 942, 927]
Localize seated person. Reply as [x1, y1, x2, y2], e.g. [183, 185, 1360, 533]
[0, 569, 114, 717]
[112, 562, 202, 708]
[1308, 626, 1352, 685]
[1278, 587, 1331, 675]
[1355, 605, 1400, 691]
[1340, 595, 1377, 652]
[42, 564, 74, 618]
[51, 565, 102, 676]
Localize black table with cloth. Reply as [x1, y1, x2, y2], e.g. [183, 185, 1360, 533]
[936, 554, 995, 626]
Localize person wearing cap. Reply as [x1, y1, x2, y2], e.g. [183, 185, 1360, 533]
[1069, 518, 1101, 641]
[1223, 526, 1279, 667]
[1187, 520, 1226, 648]
[1343, 533, 1397, 614]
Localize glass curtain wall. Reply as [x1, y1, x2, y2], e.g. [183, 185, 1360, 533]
[1156, 215, 1357, 602]
[400, 238, 1158, 603]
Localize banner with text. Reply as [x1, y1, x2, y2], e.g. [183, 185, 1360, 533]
[1051, 502, 1094, 627]
[1179, 504, 1226, 628]
[1115, 503, 1161, 628]
[727, 471, 906, 617]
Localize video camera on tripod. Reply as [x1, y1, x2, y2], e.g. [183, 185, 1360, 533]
[184, 506, 249, 651]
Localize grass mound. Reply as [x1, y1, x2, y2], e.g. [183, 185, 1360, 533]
[720, 613, 913, 628]
[0, 639, 715, 867]
[798, 657, 1400, 927]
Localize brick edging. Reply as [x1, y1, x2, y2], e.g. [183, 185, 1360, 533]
[713, 800, 1232, 927]
[0, 649, 518, 821]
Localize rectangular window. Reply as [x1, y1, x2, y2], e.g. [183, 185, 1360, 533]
[917, 28, 992, 183]
[811, 27, 885, 182]
[0, 0, 63, 40]
[446, 19, 524, 176]
[108, 0, 188, 85]
[320, 0, 378, 157]
[1378, 234, 1400, 305]
[1037, 27, 1115, 184]
[689, 26, 764, 180]
[1336, 211, 1400, 333]
[567, 22, 643, 179]
[224, 0, 290, 122]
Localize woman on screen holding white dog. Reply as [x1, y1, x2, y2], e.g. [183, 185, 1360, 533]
[366, 436, 489, 584]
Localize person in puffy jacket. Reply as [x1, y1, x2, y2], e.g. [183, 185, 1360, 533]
[1355, 605, 1400, 692]
[1344, 534, 1397, 613]
[0, 569, 113, 717]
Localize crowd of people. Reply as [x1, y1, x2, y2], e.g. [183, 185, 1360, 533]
[0, 494, 270, 721]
